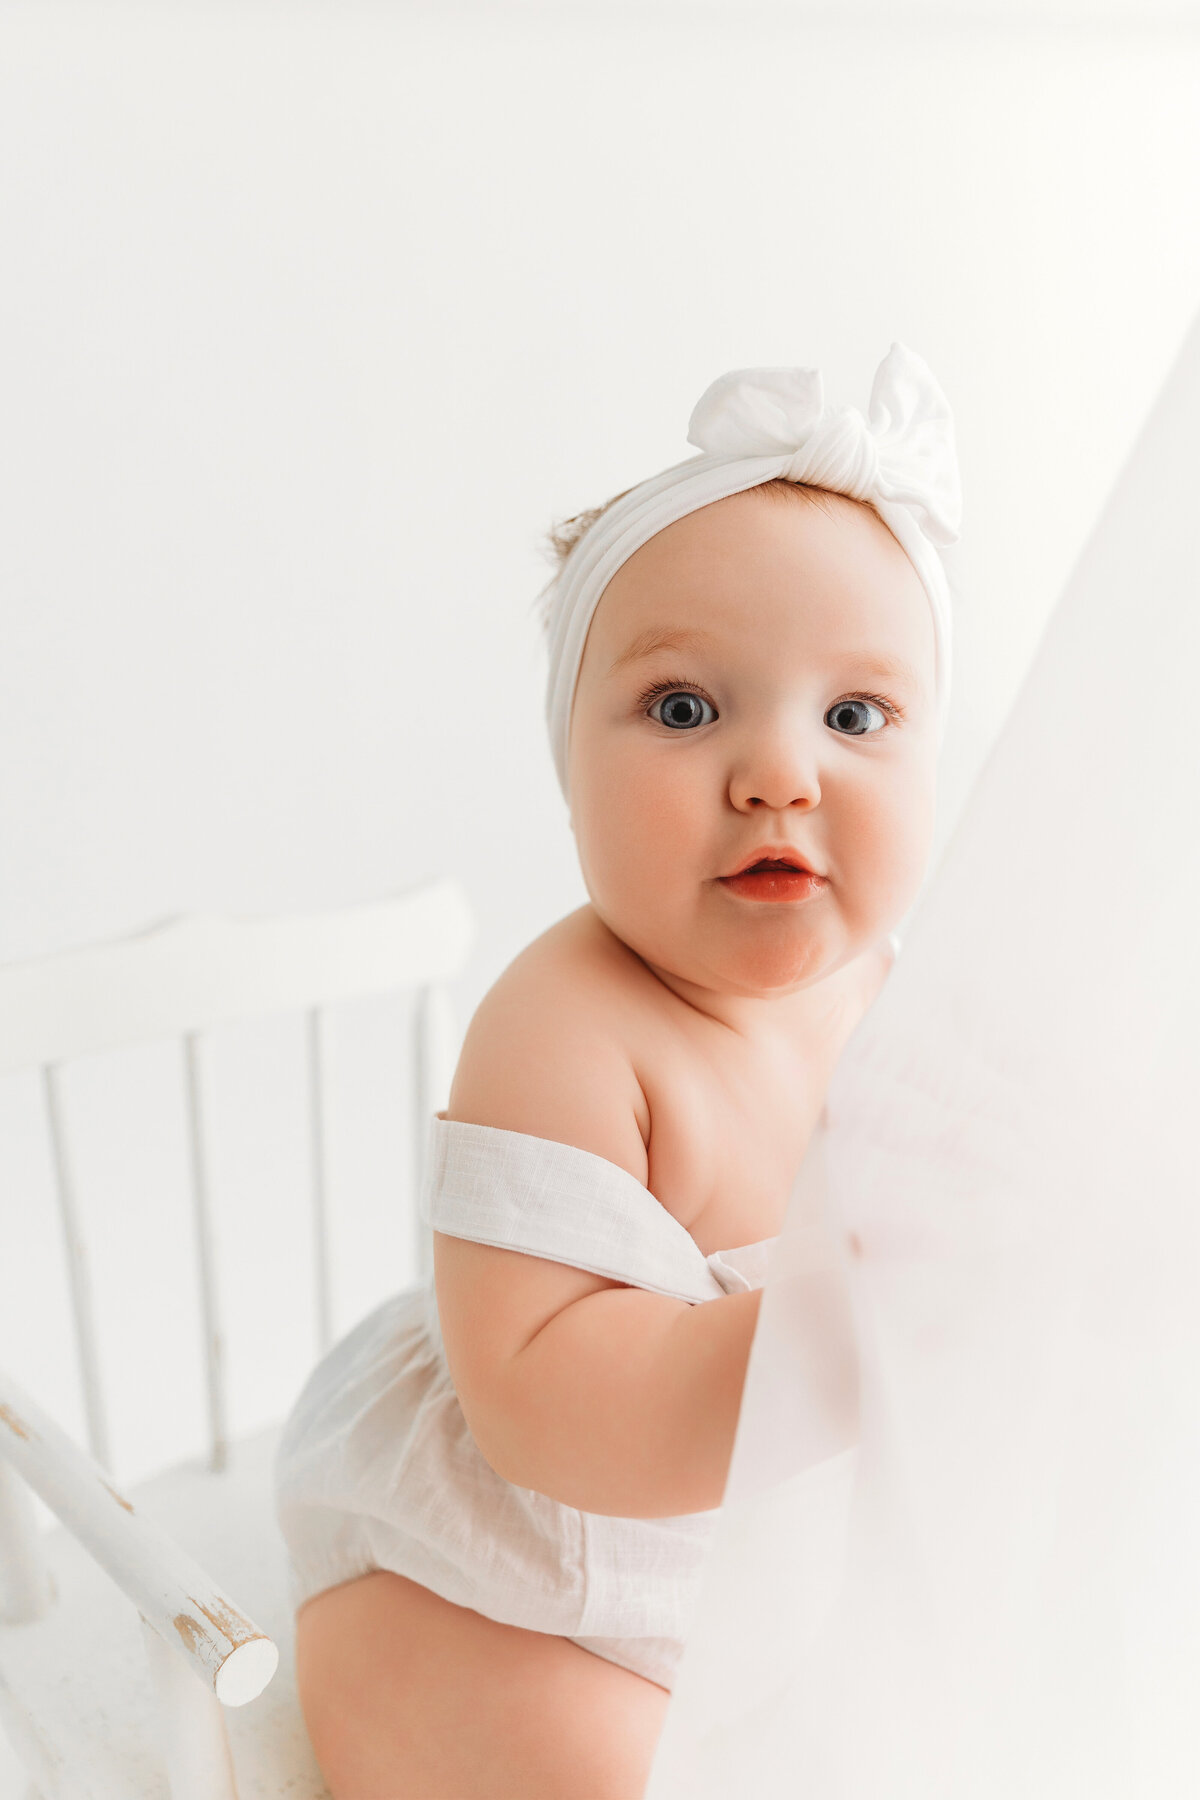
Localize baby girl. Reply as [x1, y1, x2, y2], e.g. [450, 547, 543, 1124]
[274, 343, 960, 1798]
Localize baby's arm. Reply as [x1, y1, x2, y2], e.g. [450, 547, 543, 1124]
[437, 1231, 760, 1517]
[434, 977, 761, 1519]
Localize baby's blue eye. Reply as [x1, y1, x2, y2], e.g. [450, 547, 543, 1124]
[650, 690, 717, 730]
[826, 698, 887, 736]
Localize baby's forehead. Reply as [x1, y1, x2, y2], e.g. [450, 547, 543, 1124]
[587, 486, 933, 671]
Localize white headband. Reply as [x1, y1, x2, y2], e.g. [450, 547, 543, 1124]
[543, 341, 961, 800]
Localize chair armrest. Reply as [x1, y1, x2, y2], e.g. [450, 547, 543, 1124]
[0, 1365, 277, 1706]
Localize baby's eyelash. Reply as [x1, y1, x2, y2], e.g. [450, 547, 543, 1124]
[635, 676, 715, 712]
[847, 691, 905, 721]
[635, 678, 905, 721]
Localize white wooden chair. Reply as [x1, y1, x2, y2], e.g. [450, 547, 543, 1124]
[0, 878, 474, 1798]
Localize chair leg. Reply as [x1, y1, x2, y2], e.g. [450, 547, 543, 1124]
[0, 1678, 80, 1800]
[141, 1616, 239, 1800]
[0, 1460, 55, 1624]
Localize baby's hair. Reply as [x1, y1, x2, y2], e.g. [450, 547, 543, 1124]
[533, 477, 837, 637]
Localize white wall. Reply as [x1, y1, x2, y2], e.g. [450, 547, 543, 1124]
[0, 0, 1198, 1503]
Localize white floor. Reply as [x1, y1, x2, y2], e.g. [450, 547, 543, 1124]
[0, 1729, 27, 1798]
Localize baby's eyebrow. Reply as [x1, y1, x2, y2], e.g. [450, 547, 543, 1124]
[608, 626, 716, 673]
[845, 653, 927, 691]
[609, 632, 925, 690]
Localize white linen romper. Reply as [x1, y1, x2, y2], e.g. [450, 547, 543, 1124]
[273, 1112, 779, 1691]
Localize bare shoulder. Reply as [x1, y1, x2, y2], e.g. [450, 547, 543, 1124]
[444, 904, 653, 1185]
[434, 909, 664, 1455]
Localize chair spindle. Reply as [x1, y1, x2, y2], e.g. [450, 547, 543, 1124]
[413, 982, 457, 1285]
[42, 1064, 111, 1472]
[0, 1456, 55, 1624]
[306, 1007, 333, 1358]
[182, 1034, 228, 1475]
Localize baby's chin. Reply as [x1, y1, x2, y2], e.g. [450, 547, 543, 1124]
[696, 935, 840, 998]
[639, 918, 854, 1002]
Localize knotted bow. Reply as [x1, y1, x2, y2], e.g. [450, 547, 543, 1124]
[543, 341, 961, 799]
[686, 341, 961, 548]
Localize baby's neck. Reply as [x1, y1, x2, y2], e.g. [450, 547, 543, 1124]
[629, 941, 873, 1045]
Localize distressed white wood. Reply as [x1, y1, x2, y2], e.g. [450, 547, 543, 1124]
[0, 1458, 55, 1625]
[413, 981, 459, 1283]
[0, 1367, 278, 1707]
[0, 1677, 70, 1800]
[306, 1010, 332, 1358]
[141, 1615, 239, 1800]
[0, 877, 474, 1076]
[0, 880, 473, 1793]
[0, 1426, 329, 1797]
[41, 1065, 111, 1472]
[182, 1035, 228, 1476]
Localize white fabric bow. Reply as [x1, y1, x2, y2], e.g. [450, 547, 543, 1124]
[685, 341, 961, 549]
[543, 341, 961, 799]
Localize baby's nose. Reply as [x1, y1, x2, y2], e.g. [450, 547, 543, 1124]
[728, 733, 821, 811]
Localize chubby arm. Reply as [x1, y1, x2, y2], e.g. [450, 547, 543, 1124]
[435, 1230, 762, 1517]
[499, 1271, 761, 1516]
[433, 940, 762, 1518]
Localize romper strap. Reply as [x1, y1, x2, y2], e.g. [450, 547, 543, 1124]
[421, 1114, 726, 1305]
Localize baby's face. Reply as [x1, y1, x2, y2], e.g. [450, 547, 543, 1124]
[566, 487, 939, 999]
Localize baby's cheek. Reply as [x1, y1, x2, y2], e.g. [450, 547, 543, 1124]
[844, 772, 933, 922]
[595, 748, 691, 847]
[584, 753, 695, 902]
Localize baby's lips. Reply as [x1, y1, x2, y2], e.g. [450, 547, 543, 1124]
[721, 845, 820, 879]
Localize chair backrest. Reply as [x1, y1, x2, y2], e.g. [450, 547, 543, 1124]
[0, 878, 474, 1478]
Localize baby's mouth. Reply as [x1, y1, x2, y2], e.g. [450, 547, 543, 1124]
[717, 860, 828, 904]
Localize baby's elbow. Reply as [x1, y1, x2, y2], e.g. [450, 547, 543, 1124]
[453, 1369, 585, 1505]
[452, 1382, 522, 1486]
[461, 1397, 576, 1503]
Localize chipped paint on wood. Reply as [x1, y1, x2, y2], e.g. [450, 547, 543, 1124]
[173, 1611, 212, 1657]
[0, 1403, 32, 1441]
[191, 1593, 264, 1648]
[0, 1367, 275, 1712]
[174, 1597, 268, 1663]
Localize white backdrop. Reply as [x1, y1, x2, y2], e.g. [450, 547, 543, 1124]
[1, 0, 1198, 1504]
[648, 277, 1200, 1800]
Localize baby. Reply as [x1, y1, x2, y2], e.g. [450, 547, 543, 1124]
[275, 343, 959, 1798]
